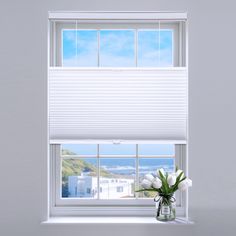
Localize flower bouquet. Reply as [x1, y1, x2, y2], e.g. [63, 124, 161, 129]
[136, 167, 192, 221]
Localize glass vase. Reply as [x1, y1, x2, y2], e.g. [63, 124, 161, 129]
[156, 198, 176, 221]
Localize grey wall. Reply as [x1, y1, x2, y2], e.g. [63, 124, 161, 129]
[0, 0, 236, 235]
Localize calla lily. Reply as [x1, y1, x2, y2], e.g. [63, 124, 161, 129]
[167, 174, 176, 186]
[144, 174, 155, 182]
[156, 168, 165, 178]
[141, 179, 152, 189]
[152, 177, 162, 189]
[178, 178, 192, 191]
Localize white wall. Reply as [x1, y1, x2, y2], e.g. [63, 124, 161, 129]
[0, 0, 236, 235]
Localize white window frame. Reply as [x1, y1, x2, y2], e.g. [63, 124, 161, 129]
[50, 18, 186, 67]
[50, 143, 187, 217]
[48, 11, 188, 218]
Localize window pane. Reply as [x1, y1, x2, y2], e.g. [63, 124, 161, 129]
[138, 158, 174, 198]
[99, 144, 136, 155]
[61, 144, 97, 156]
[138, 30, 173, 67]
[138, 144, 174, 156]
[100, 158, 135, 199]
[62, 30, 98, 67]
[62, 158, 97, 198]
[100, 30, 135, 67]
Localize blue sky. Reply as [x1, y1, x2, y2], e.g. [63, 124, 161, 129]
[62, 29, 173, 67]
[100, 30, 135, 67]
[63, 30, 98, 66]
[138, 30, 173, 66]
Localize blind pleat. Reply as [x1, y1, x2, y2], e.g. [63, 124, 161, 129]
[49, 68, 187, 141]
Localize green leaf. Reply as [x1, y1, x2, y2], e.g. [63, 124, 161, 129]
[172, 175, 187, 192]
[135, 188, 157, 192]
[176, 171, 184, 183]
[159, 170, 170, 194]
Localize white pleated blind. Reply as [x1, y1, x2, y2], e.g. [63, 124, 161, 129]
[49, 67, 187, 142]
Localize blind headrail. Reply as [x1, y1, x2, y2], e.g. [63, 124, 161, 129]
[48, 11, 187, 21]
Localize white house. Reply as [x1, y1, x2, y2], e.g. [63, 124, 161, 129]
[68, 175, 134, 199]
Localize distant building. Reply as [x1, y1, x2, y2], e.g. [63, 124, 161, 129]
[68, 174, 134, 198]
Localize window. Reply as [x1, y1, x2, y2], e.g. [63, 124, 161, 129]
[117, 187, 124, 193]
[86, 188, 91, 194]
[60, 144, 175, 200]
[51, 17, 184, 67]
[61, 29, 174, 67]
[48, 12, 188, 217]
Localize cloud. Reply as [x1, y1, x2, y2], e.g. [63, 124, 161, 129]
[63, 30, 98, 66]
[99, 30, 135, 66]
[138, 48, 173, 67]
[138, 30, 173, 67]
[100, 30, 135, 53]
[100, 54, 135, 67]
[63, 54, 97, 67]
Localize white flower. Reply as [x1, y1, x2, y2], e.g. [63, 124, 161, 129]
[141, 179, 152, 189]
[186, 178, 192, 187]
[178, 178, 192, 191]
[152, 177, 162, 189]
[156, 168, 165, 178]
[144, 174, 155, 182]
[167, 174, 176, 186]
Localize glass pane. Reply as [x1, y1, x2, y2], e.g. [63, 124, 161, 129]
[100, 30, 135, 67]
[62, 158, 98, 198]
[138, 144, 175, 156]
[99, 144, 136, 156]
[61, 144, 97, 156]
[99, 158, 135, 199]
[62, 30, 98, 67]
[138, 158, 174, 198]
[138, 30, 173, 67]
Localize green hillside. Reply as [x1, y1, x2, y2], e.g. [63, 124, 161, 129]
[62, 159, 97, 178]
[62, 149, 113, 178]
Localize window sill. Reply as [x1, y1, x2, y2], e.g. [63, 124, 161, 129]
[41, 216, 193, 225]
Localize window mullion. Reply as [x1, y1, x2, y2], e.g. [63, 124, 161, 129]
[98, 30, 100, 67]
[97, 144, 100, 199]
[158, 20, 161, 66]
[178, 21, 183, 66]
[135, 29, 138, 67]
[76, 20, 78, 66]
[135, 144, 139, 199]
[55, 144, 62, 203]
[175, 144, 186, 208]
